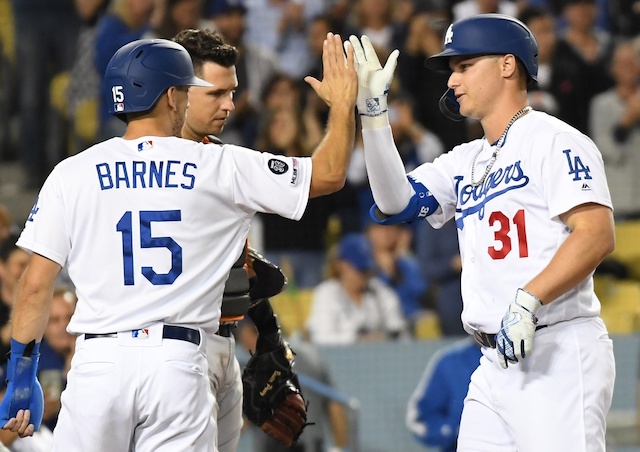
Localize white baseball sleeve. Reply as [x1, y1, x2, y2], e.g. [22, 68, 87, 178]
[361, 125, 414, 215]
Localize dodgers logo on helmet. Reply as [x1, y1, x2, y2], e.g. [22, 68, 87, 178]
[443, 25, 453, 45]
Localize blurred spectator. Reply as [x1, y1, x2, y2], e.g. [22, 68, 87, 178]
[396, 9, 471, 151]
[389, 93, 445, 170]
[208, 0, 280, 146]
[256, 106, 359, 288]
[0, 205, 15, 246]
[0, 0, 17, 162]
[589, 39, 640, 221]
[366, 221, 428, 334]
[451, 0, 517, 22]
[0, 285, 75, 451]
[0, 234, 29, 359]
[305, 233, 407, 345]
[323, 0, 357, 38]
[530, 0, 611, 31]
[152, 0, 205, 39]
[519, 5, 560, 115]
[352, 0, 396, 54]
[406, 337, 481, 452]
[236, 321, 350, 452]
[94, 0, 161, 140]
[609, 0, 640, 37]
[414, 220, 465, 336]
[38, 286, 76, 431]
[260, 73, 324, 148]
[67, 0, 109, 155]
[550, 0, 614, 135]
[10, 0, 81, 188]
[241, 0, 324, 78]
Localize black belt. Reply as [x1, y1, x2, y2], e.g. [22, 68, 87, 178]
[216, 323, 237, 338]
[474, 325, 548, 348]
[85, 325, 200, 346]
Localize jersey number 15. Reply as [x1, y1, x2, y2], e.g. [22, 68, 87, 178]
[117, 210, 183, 285]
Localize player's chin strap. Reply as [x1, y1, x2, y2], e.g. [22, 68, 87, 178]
[439, 88, 466, 122]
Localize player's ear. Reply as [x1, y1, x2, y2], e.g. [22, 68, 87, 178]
[166, 86, 179, 111]
[501, 54, 518, 80]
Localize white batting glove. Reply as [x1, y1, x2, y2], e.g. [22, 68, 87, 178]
[347, 35, 399, 126]
[495, 289, 543, 369]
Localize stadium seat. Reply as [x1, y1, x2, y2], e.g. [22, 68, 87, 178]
[413, 312, 442, 339]
[610, 220, 640, 280]
[269, 289, 314, 336]
[596, 277, 640, 334]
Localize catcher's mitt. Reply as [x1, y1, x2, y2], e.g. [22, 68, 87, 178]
[242, 340, 309, 446]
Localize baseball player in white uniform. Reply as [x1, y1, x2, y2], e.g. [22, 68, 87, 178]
[174, 28, 294, 451]
[349, 14, 615, 452]
[0, 35, 357, 452]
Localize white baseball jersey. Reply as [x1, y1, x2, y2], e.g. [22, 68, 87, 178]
[17, 136, 311, 335]
[407, 111, 612, 334]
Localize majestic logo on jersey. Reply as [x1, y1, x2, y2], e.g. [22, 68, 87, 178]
[455, 160, 529, 229]
[581, 183, 591, 191]
[444, 25, 453, 45]
[268, 159, 288, 175]
[562, 149, 592, 181]
[27, 197, 40, 222]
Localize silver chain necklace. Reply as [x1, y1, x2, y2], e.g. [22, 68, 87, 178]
[470, 106, 532, 187]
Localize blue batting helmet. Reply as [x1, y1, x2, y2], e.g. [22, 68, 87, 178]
[104, 39, 211, 121]
[425, 14, 539, 121]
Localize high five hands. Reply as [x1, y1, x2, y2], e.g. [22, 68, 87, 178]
[304, 33, 358, 109]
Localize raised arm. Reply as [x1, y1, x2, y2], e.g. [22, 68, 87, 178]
[304, 33, 358, 198]
[348, 35, 414, 215]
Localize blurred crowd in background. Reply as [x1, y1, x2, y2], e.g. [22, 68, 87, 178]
[2, 0, 640, 450]
[2, 0, 640, 343]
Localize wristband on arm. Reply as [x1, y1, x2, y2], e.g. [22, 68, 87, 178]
[369, 176, 440, 225]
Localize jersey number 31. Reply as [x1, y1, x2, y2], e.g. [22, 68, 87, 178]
[488, 209, 528, 259]
[117, 210, 183, 285]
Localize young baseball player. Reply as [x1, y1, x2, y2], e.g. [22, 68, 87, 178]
[0, 34, 357, 451]
[350, 14, 615, 452]
[173, 28, 306, 451]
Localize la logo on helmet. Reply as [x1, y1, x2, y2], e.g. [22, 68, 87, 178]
[444, 25, 453, 45]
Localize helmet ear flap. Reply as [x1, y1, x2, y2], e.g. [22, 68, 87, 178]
[438, 89, 465, 122]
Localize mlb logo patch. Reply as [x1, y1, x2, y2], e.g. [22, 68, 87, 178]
[132, 329, 150, 339]
[138, 140, 153, 152]
[114, 103, 125, 112]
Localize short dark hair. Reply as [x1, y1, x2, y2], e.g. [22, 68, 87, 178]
[172, 29, 239, 76]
